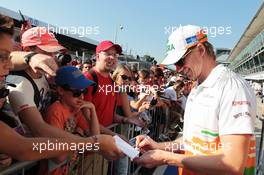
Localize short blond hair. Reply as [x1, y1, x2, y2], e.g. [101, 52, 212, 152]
[112, 64, 131, 81]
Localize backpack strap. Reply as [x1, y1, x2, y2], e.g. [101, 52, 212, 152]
[89, 69, 98, 96]
[88, 69, 117, 121]
[10, 71, 40, 108]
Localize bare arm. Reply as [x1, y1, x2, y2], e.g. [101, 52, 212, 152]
[130, 94, 148, 110]
[120, 92, 138, 117]
[136, 134, 183, 152]
[10, 51, 57, 76]
[81, 106, 100, 135]
[10, 51, 29, 70]
[139, 134, 251, 175]
[0, 121, 74, 161]
[173, 135, 251, 174]
[100, 124, 116, 136]
[157, 137, 183, 152]
[19, 107, 85, 140]
[0, 119, 123, 161]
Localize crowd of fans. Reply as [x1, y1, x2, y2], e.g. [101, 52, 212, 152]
[0, 12, 257, 175]
[0, 14, 193, 175]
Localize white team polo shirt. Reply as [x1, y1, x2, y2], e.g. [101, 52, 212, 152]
[183, 64, 256, 156]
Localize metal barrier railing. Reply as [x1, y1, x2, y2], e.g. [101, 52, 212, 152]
[256, 115, 264, 175]
[87, 106, 178, 175]
[0, 161, 37, 175]
[0, 106, 177, 175]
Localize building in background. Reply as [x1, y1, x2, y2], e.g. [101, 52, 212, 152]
[1, 6, 153, 68]
[216, 48, 231, 67]
[0, 6, 98, 62]
[227, 2, 264, 83]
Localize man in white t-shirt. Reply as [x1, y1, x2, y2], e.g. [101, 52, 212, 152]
[135, 25, 256, 175]
[4, 27, 66, 136]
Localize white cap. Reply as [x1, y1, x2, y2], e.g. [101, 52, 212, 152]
[161, 25, 208, 65]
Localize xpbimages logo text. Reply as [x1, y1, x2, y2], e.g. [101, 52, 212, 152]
[32, 140, 100, 154]
[164, 24, 232, 37]
[97, 82, 166, 95]
[47, 24, 100, 37]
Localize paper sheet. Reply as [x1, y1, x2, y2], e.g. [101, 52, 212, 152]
[113, 135, 139, 160]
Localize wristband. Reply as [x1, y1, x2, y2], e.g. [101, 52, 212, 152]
[24, 52, 38, 65]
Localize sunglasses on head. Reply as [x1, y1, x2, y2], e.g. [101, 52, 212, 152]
[61, 85, 88, 97]
[121, 75, 132, 81]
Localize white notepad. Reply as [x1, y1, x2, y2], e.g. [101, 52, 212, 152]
[113, 135, 139, 160]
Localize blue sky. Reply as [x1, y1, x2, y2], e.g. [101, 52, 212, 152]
[1, 0, 263, 63]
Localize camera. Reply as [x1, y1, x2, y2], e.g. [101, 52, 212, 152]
[0, 87, 9, 98]
[0, 82, 16, 98]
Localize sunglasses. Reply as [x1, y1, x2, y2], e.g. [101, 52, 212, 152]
[61, 85, 88, 97]
[121, 75, 132, 81]
[175, 49, 193, 67]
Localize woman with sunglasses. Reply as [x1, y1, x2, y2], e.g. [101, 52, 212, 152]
[112, 64, 146, 175]
[112, 64, 145, 126]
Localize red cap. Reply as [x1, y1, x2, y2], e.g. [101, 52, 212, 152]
[71, 60, 78, 66]
[96, 40, 122, 54]
[21, 27, 65, 53]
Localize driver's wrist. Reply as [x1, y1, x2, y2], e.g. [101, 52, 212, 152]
[156, 142, 164, 150]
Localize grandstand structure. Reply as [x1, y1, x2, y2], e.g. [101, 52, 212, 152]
[227, 2, 264, 82]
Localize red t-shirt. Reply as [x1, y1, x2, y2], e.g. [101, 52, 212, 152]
[84, 69, 116, 127]
[45, 101, 89, 132]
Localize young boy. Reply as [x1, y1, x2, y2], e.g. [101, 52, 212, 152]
[40, 66, 100, 175]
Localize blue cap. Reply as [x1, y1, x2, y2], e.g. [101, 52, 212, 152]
[55, 66, 94, 90]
